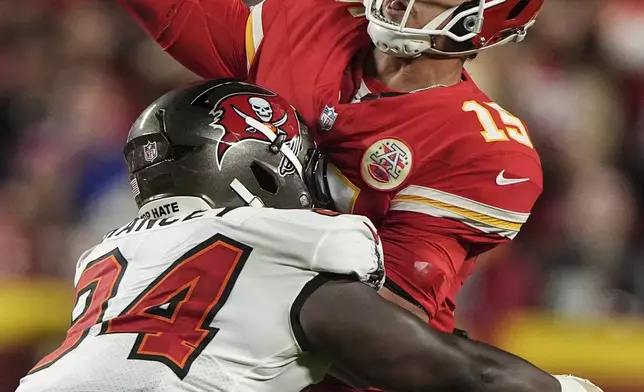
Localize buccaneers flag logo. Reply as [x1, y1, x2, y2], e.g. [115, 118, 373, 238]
[206, 90, 303, 176]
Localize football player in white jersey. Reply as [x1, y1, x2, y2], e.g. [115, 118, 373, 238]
[17, 80, 601, 392]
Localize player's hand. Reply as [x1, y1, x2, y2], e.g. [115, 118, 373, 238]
[554, 375, 604, 392]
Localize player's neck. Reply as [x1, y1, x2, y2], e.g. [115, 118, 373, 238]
[369, 48, 464, 92]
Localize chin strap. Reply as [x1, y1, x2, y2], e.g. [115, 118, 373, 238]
[244, 116, 303, 178]
[230, 178, 265, 207]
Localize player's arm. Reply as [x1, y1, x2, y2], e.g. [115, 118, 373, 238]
[379, 151, 543, 321]
[118, 0, 250, 79]
[291, 217, 555, 392]
[294, 214, 600, 392]
[299, 277, 560, 392]
[300, 279, 604, 392]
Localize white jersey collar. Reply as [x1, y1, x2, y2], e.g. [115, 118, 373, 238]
[138, 196, 213, 220]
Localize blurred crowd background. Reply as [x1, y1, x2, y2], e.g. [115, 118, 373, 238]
[0, 0, 643, 391]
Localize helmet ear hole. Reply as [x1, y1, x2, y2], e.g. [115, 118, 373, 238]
[507, 0, 530, 20]
[250, 161, 279, 194]
[166, 145, 197, 161]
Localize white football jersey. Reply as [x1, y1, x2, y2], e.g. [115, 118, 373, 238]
[18, 203, 384, 392]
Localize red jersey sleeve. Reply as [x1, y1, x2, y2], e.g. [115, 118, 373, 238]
[119, 0, 250, 79]
[379, 150, 542, 326]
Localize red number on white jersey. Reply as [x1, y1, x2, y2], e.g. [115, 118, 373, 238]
[29, 234, 252, 379]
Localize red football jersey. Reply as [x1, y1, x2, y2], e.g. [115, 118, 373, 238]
[120, 0, 542, 339]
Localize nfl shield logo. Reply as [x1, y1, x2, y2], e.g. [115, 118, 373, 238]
[143, 141, 158, 162]
[319, 105, 338, 132]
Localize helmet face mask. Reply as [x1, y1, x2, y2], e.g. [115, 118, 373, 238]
[124, 80, 328, 212]
[364, 0, 545, 58]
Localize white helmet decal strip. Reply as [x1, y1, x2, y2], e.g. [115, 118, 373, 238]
[244, 116, 304, 178]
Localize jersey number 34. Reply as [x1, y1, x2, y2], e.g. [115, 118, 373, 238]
[28, 234, 252, 379]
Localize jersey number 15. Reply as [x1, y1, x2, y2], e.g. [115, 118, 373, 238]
[463, 101, 534, 149]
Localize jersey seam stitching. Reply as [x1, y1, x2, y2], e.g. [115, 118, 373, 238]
[310, 230, 331, 272]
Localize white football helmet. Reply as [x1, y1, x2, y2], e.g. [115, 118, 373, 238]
[364, 0, 546, 58]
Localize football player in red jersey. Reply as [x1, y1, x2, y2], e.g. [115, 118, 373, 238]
[118, 0, 546, 391]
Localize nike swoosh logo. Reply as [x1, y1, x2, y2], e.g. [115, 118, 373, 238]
[496, 170, 530, 186]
